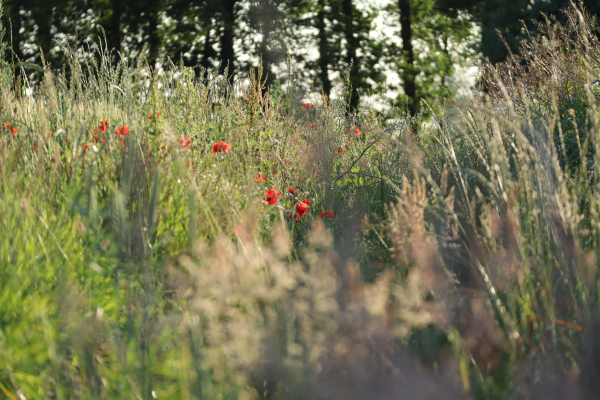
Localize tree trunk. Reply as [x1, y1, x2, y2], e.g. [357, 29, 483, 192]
[255, 0, 277, 93]
[147, 0, 161, 70]
[201, 27, 213, 72]
[342, 0, 360, 111]
[219, 0, 237, 80]
[259, 40, 276, 95]
[316, 0, 332, 102]
[111, 0, 123, 65]
[399, 0, 416, 116]
[33, 2, 53, 67]
[6, 2, 23, 62]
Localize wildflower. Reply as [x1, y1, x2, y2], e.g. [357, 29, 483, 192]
[255, 171, 267, 182]
[101, 138, 105, 143]
[263, 189, 282, 205]
[319, 210, 334, 219]
[235, 225, 244, 236]
[157, 112, 161, 117]
[84, 143, 88, 149]
[302, 103, 312, 110]
[310, 123, 318, 129]
[32, 144, 38, 153]
[335, 146, 345, 153]
[186, 161, 191, 168]
[301, 199, 312, 206]
[295, 201, 310, 221]
[4, 123, 10, 129]
[351, 126, 361, 136]
[179, 137, 191, 149]
[148, 115, 152, 120]
[99, 119, 109, 133]
[236, 225, 252, 241]
[211, 141, 232, 153]
[10, 127, 17, 135]
[115, 126, 129, 136]
[288, 187, 299, 196]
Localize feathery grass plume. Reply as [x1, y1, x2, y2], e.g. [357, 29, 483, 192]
[384, 3, 600, 398]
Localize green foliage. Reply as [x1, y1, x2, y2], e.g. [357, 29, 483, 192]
[383, 0, 476, 116]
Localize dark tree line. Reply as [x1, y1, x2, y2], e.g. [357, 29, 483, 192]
[3, 0, 600, 114]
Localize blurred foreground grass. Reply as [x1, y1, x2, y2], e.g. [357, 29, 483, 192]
[2, 3, 600, 400]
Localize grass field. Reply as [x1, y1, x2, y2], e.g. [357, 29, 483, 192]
[2, 3, 600, 400]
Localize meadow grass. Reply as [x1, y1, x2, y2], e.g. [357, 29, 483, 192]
[1, 3, 600, 400]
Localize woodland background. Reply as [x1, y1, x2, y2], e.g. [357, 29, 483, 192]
[5, 0, 600, 113]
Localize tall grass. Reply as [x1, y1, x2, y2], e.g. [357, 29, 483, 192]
[1, 2, 600, 399]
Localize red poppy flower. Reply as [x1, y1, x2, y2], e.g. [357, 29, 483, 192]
[351, 126, 361, 136]
[179, 137, 191, 149]
[3, 123, 10, 129]
[288, 187, 299, 196]
[295, 201, 310, 221]
[10, 127, 17, 135]
[263, 189, 282, 205]
[186, 161, 191, 168]
[115, 126, 129, 136]
[99, 119, 109, 133]
[157, 112, 161, 117]
[255, 171, 267, 182]
[302, 103, 312, 110]
[310, 123, 318, 129]
[335, 146, 345, 153]
[301, 199, 312, 206]
[84, 143, 88, 149]
[101, 138, 105, 143]
[148, 115, 152, 120]
[211, 141, 232, 153]
[319, 210, 334, 219]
